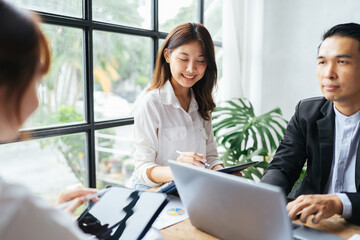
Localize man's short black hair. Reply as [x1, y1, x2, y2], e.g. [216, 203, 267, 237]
[322, 23, 360, 51]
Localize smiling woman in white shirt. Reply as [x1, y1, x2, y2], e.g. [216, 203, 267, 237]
[132, 23, 224, 189]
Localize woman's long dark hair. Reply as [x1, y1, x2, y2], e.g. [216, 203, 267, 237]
[0, 1, 50, 125]
[149, 22, 217, 120]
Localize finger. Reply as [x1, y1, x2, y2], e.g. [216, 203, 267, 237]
[299, 214, 309, 223]
[178, 152, 208, 165]
[197, 157, 208, 164]
[181, 152, 204, 160]
[178, 151, 195, 157]
[287, 201, 306, 220]
[64, 197, 85, 213]
[177, 156, 194, 163]
[191, 159, 205, 167]
[64, 196, 100, 214]
[286, 200, 295, 212]
[59, 188, 97, 204]
[195, 160, 206, 168]
[232, 172, 242, 177]
[177, 156, 199, 165]
[177, 156, 205, 167]
[286, 195, 307, 214]
[299, 205, 319, 224]
[312, 211, 323, 224]
[300, 210, 316, 224]
[194, 153, 205, 161]
[192, 154, 207, 164]
[69, 188, 98, 199]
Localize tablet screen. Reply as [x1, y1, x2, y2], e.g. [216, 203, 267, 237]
[77, 186, 168, 240]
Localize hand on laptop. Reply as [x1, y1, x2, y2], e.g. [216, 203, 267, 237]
[286, 194, 343, 224]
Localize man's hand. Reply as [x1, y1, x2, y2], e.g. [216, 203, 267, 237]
[287, 194, 343, 224]
[57, 187, 99, 213]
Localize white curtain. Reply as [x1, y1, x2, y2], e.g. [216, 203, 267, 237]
[221, 0, 264, 114]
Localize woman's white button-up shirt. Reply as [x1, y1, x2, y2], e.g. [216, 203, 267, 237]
[133, 80, 223, 187]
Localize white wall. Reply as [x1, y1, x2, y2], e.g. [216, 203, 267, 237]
[222, 0, 360, 120]
[262, 0, 360, 119]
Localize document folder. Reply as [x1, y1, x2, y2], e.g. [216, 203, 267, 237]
[77, 186, 168, 240]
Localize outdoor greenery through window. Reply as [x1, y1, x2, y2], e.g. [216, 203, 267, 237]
[24, 24, 85, 129]
[159, 0, 199, 33]
[12, 0, 82, 18]
[93, 31, 152, 120]
[6, 0, 223, 206]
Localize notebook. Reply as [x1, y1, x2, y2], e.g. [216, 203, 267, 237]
[77, 186, 168, 240]
[169, 160, 344, 240]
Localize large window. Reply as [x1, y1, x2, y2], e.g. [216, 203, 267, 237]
[5, 0, 222, 205]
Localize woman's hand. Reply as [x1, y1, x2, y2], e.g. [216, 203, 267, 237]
[211, 164, 224, 170]
[211, 164, 242, 176]
[231, 171, 243, 177]
[57, 187, 99, 213]
[176, 151, 208, 168]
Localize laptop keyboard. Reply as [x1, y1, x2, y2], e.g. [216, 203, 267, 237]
[292, 222, 301, 230]
[291, 223, 302, 240]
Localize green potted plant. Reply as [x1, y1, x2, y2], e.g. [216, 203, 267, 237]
[213, 98, 288, 180]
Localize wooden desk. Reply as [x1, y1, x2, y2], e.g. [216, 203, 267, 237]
[160, 215, 360, 240]
[298, 215, 360, 239]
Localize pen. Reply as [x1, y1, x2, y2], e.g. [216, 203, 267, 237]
[56, 188, 109, 210]
[176, 150, 210, 167]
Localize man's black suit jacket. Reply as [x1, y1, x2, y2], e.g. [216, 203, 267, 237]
[261, 97, 360, 224]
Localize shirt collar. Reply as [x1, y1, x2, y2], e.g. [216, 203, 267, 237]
[333, 105, 360, 125]
[159, 80, 198, 112]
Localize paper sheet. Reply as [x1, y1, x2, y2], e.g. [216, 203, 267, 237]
[152, 195, 189, 230]
[349, 234, 360, 240]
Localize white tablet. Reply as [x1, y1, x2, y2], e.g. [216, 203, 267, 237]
[77, 186, 168, 240]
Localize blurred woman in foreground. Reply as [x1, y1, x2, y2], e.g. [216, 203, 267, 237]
[0, 1, 97, 239]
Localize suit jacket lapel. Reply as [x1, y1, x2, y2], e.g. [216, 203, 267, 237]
[317, 101, 335, 192]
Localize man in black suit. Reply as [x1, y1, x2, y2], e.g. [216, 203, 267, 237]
[261, 23, 360, 225]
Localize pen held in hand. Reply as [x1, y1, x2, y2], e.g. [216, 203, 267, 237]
[176, 150, 210, 167]
[56, 188, 109, 210]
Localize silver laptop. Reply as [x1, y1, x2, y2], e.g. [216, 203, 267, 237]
[169, 160, 344, 240]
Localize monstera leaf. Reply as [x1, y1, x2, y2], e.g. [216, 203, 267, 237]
[213, 98, 288, 180]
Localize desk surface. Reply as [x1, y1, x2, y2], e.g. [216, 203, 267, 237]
[160, 215, 360, 240]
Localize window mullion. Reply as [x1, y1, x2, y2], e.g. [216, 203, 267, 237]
[84, 0, 96, 188]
